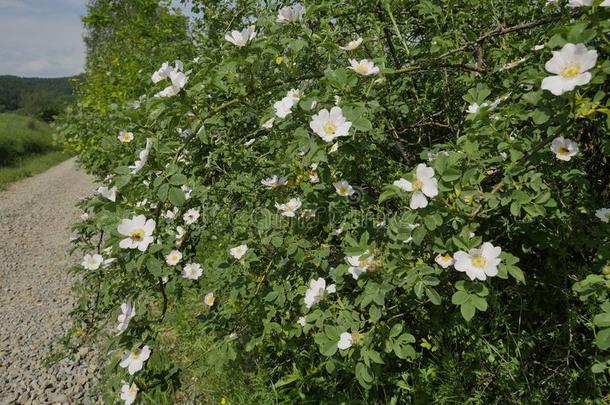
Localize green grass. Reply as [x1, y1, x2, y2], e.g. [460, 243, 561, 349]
[0, 151, 71, 189]
[0, 112, 58, 166]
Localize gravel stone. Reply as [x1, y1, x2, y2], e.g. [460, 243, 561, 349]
[0, 159, 102, 404]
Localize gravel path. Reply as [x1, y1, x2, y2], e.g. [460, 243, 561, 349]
[0, 158, 100, 404]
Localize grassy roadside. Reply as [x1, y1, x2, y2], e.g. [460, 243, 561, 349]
[0, 151, 72, 190]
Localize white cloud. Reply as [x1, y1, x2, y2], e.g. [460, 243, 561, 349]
[0, 0, 86, 77]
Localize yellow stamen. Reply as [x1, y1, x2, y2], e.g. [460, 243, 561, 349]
[558, 147, 570, 156]
[131, 229, 144, 241]
[323, 122, 337, 135]
[411, 179, 423, 191]
[355, 65, 369, 74]
[472, 255, 486, 268]
[562, 65, 581, 79]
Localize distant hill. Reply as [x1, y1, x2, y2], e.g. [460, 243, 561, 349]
[0, 75, 80, 121]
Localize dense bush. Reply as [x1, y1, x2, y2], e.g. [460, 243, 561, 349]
[60, 0, 610, 403]
[0, 113, 58, 166]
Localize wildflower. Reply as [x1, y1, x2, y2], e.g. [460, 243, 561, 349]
[310, 107, 352, 142]
[225, 26, 256, 47]
[304, 278, 336, 308]
[152, 60, 181, 83]
[97, 186, 117, 202]
[297, 316, 306, 326]
[164, 207, 179, 220]
[349, 59, 380, 76]
[346, 252, 376, 279]
[337, 332, 354, 350]
[165, 250, 182, 266]
[277, 3, 305, 22]
[119, 345, 151, 375]
[129, 138, 153, 174]
[595, 208, 610, 223]
[340, 37, 363, 51]
[118, 215, 156, 251]
[82, 253, 103, 270]
[541, 43, 597, 96]
[176, 225, 186, 241]
[550, 137, 579, 161]
[118, 131, 134, 143]
[183, 208, 200, 225]
[453, 242, 502, 281]
[393, 164, 439, 209]
[182, 263, 203, 280]
[181, 185, 193, 200]
[230, 244, 249, 259]
[120, 382, 138, 405]
[204, 292, 215, 307]
[274, 88, 301, 118]
[602, 0, 610, 6]
[309, 163, 319, 183]
[261, 175, 287, 188]
[116, 301, 135, 335]
[275, 198, 302, 217]
[262, 118, 275, 129]
[334, 180, 355, 197]
[435, 254, 454, 269]
[568, 0, 592, 6]
[156, 70, 188, 97]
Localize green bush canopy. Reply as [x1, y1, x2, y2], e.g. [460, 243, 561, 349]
[60, 0, 610, 403]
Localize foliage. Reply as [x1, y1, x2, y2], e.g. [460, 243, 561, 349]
[0, 151, 71, 189]
[0, 113, 59, 166]
[60, 0, 610, 403]
[0, 75, 77, 121]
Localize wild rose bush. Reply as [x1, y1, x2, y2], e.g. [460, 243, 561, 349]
[60, 0, 610, 403]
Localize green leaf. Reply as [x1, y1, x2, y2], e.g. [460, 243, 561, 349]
[460, 302, 476, 322]
[596, 328, 610, 350]
[451, 291, 470, 305]
[169, 173, 187, 185]
[593, 313, 610, 328]
[168, 187, 186, 207]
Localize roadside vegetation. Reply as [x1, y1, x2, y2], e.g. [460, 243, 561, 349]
[60, 0, 610, 404]
[0, 113, 70, 188]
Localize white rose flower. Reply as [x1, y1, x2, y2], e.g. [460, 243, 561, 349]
[129, 138, 153, 174]
[602, 0, 610, 6]
[346, 252, 375, 279]
[303, 278, 335, 309]
[181, 184, 192, 200]
[151, 61, 173, 83]
[118, 215, 156, 251]
[340, 37, 363, 51]
[261, 175, 288, 188]
[337, 332, 354, 350]
[175, 226, 186, 240]
[595, 208, 610, 223]
[165, 250, 182, 266]
[182, 263, 203, 280]
[273, 88, 301, 118]
[118, 131, 134, 143]
[541, 43, 597, 96]
[225, 25, 257, 47]
[116, 301, 136, 335]
[277, 3, 305, 23]
[120, 382, 138, 405]
[453, 242, 502, 281]
[119, 345, 151, 375]
[204, 292, 215, 307]
[230, 244, 249, 259]
[82, 253, 103, 270]
[97, 186, 117, 202]
[349, 59, 380, 76]
[262, 117, 275, 129]
[334, 180, 355, 197]
[164, 207, 179, 220]
[568, 0, 593, 6]
[435, 254, 454, 269]
[310, 106, 352, 142]
[183, 208, 200, 225]
[156, 70, 188, 98]
[297, 316, 306, 326]
[550, 136, 579, 161]
[393, 164, 439, 209]
[275, 198, 302, 217]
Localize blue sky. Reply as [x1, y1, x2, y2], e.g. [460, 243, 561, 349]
[0, 0, 193, 78]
